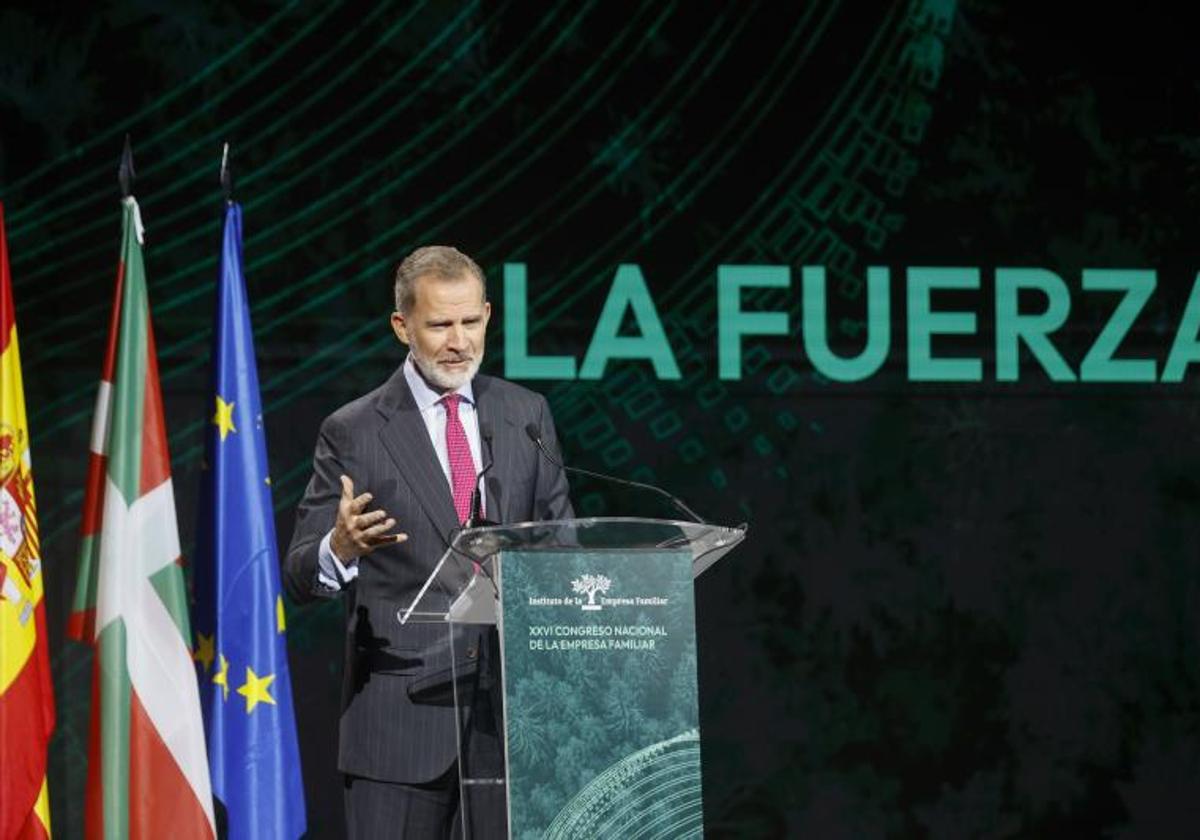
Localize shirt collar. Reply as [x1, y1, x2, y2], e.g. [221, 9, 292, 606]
[403, 354, 476, 412]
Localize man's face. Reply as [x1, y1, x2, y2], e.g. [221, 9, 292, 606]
[391, 272, 491, 391]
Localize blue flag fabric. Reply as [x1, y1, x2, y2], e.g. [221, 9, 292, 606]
[194, 202, 306, 839]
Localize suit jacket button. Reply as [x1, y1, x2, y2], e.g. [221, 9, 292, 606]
[465, 645, 478, 660]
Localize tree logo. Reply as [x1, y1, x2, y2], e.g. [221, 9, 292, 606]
[571, 574, 612, 611]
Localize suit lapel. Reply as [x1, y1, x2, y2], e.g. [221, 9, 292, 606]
[376, 366, 460, 543]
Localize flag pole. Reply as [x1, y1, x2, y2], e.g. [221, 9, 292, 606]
[118, 135, 135, 198]
[220, 142, 234, 205]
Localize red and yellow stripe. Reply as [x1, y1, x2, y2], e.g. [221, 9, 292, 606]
[0, 201, 55, 838]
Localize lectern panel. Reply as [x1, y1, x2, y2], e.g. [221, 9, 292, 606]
[499, 548, 702, 839]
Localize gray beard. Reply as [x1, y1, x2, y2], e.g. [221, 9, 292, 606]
[410, 346, 482, 391]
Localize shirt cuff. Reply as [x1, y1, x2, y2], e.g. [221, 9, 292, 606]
[317, 530, 359, 590]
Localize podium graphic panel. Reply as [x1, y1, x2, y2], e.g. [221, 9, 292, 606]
[499, 549, 703, 839]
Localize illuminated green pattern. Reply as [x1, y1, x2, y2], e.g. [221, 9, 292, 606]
[16, 2, 1198, 836]
[4, 4, 956, 834]
[545, 731, 703, 840]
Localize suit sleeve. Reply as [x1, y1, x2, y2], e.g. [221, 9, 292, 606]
[283, 415, 350, 604]
[533, 394, 574, 520]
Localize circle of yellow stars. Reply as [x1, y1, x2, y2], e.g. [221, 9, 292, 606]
[193, 595, 288, 714]
[197, 394, 283, 711]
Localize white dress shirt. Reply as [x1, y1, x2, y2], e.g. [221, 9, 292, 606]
[316, 354, 484, 589]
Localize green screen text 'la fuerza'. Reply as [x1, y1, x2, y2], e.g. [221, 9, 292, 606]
[503, 264, 1200, 383]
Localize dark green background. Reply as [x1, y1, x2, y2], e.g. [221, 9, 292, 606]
[3, 1, 1200, 835]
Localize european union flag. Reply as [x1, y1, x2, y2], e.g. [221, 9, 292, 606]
[194, 202, 306, 839]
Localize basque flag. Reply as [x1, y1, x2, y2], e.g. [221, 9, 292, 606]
[69, 195, 215, 839]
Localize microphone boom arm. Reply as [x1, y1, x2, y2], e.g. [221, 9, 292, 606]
[524, 423, 706, 524]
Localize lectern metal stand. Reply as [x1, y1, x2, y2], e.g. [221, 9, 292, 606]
[399, 517, 745, 839]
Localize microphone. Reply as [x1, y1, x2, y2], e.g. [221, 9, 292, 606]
[523, 423, 706, 524]
[466, 422, 497, 528]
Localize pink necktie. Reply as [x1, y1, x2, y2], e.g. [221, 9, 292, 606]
[442, 394, 480, 524]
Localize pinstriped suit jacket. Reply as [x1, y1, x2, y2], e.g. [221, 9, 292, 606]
[283, 364, 572, 784]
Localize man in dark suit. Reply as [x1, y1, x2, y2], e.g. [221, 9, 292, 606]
[283, 245, 572, 838]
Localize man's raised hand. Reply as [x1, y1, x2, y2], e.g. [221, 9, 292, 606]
[330, 474, 408, 561]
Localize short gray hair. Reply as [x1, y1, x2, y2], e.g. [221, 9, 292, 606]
[393, 245, 486, 315]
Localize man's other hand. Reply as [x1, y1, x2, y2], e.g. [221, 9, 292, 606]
[331, 474, 408, 561]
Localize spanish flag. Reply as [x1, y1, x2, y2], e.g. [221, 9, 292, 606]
[0, 201, 55, 838]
